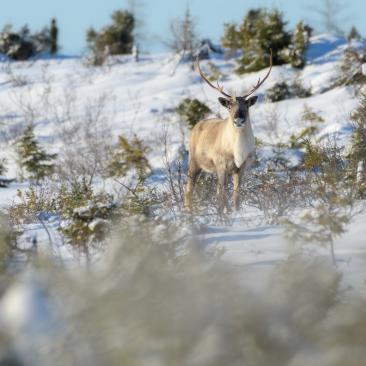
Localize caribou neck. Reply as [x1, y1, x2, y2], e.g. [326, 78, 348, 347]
[224, 117, 255, 169]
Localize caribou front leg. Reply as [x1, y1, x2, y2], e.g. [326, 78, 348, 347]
[233, 155, 254, 211]
[233, 168, 241, 211]
[217, 170, 228, 214]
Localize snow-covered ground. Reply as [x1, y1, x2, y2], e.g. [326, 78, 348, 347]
[0, 34, 365, 289]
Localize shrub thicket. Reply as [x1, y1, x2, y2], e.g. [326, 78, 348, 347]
[266, 79, 311, 102]
[0, 23, 53, 60]
[58, 181, 116, 255]
[266, 82, 291, 102]
[284, 139, 357, 264]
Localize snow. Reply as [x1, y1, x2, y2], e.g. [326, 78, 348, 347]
[0, 35, 366, 342]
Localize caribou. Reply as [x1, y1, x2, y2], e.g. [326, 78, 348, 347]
[184, 51, 272, 213]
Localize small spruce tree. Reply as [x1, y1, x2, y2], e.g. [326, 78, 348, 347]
[347, 26, 361, 42]
[17, 124, 56, 183]
[336, 46, 366, 86]
[50, 18, 58, 54]
[176, 98, 211, 129]
[348, 91, 366, 182]
[87, 10, 135, 57]
[108, 134, 151, 182]
[283, 21, 311, 69]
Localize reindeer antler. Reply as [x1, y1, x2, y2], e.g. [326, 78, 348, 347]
[196, 57, 232, 99]
[196, 49, 272, 100]
[242, 49, 272, 99]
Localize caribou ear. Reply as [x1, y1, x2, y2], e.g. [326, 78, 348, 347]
[247, 95, 258, 106]
[218, 97, 231, 109]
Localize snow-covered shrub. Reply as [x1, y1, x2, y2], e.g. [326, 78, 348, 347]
[241, 147, 307, 224]
[58, 181, 116, 256]
[267, 79, 311, 103]
[221, 8, 291, 73]
[0, 24, 52, 60]
[290, 77, 312, 98]
[266, 81, 291, 102]
[16, 124, 56, 183]
[86, 10, 135, 65]
[284, 139, 358, 264]
[335, 46, 366, 87]
[8, 180, 117, 258]
[56, 93, 113, 186]
[9, 185, 56, 226]
[6, 221, 366, 366]
[301, 104, 325, 124]
[289, 105, 324, 148]
[107, 134, 151, 182]
[176, 98, 211, 129]
[348, 91, 366, 193]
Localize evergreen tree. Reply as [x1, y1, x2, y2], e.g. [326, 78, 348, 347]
[349, 91, 366, 174]
[221, 9, 291, 73]
[50, 18, 58, 54]
[283, 21, 311, 69]
[221, 23, 240, 54]
[176, 98, 211, 129]
[0, 23, 52, 60]
[336, 46, 366, 86]
[17, 124, 56, 182]
[87, 10, 135, 56]
[347, 26, 361, 42]
[107, 134, 151, 182]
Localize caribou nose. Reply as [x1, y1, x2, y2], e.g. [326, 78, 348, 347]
[234, 118, 245, 127]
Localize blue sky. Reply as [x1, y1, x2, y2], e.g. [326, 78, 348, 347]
[0, 0, 364, 55]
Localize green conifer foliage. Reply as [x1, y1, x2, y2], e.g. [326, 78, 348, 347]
[50, 18, 58, 54]
[87, 10, 135, 56]
[108, 134, 151, 182]
[176, 98, 211, 129]
[347, 26, 361, 42]
[349, 92, 366, 171]
[284, 21, 311, 69]
[221, 9, 290, 73]
[17, 124, 56, 183]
